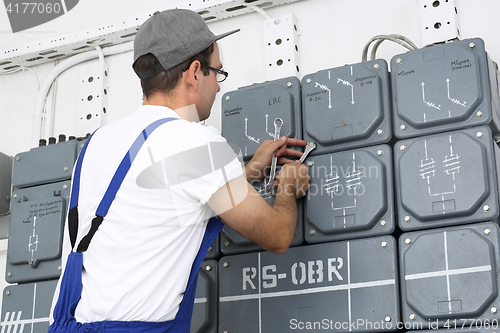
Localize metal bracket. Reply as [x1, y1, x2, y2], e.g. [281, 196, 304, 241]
[77, 60, 109, 137]
[419, 0, 460, 46]
[263, 13, 300, 81]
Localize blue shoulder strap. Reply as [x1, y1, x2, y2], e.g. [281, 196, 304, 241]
[68, 117, 178, 252]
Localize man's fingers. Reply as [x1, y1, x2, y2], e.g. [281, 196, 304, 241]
[286, 138, 307, 147]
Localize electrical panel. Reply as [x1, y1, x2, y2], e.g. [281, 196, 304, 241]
[220, 166, 304, 255]
[394, 126, 500, 231]
[205, 237, 220, 260]
[6, 181, 71, 283]
[0, 280, 57, 333]
[0, 151, 12, 215]
[190, 260, 218, 333]
[391, 38, 500, 139]
[219, 236, 399, 333]
[12, 140, 77, 189]
[221, 76, 302, 161]
[399, 222, 500, 328]
[304, 145, 394, 243]
[301, 59, 392, 155]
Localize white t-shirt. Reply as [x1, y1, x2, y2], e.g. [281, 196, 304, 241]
[50, 105, 243, 323]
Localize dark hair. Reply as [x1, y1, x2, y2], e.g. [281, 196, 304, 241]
[133, 43, 214, 98]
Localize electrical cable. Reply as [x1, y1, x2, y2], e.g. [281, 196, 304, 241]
[251, 6, 272, 20]
[361, 34, 418, 62]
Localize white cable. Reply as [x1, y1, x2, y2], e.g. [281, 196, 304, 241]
[251, 6, 272, 20]
[32, 41, 133, 147]
[361, 34, 418, 62]
[370, 34, 418, 60]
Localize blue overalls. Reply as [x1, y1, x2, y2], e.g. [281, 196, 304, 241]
[48, 118, 223, 333]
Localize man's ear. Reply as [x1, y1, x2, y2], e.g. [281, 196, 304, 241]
[183, 60, 202, 91]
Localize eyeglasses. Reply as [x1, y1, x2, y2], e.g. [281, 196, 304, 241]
[201, 64, 228, 83]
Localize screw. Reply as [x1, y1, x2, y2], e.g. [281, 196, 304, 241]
[405, 215, 412, 222]
[405, 238, 411, 245]
[477, 111, 483, 117]
[380, 220, 387, 227]
[58, 266, 62, 271]
[374, 63, 380, 70]
[223, 262, 229, 268]
[63, 167, 69, 171]
[306, 78, 312, 84]
[483, 205, 491, 212]
[400, 124, 406, 131]
[484, 228, 492, 235]
[63, 185, 68, 190]
[491, 306, 498, 314]
[208, 246, 212, 252]
[13, 194, 18, 199]
[224, 241, 230, 247]
[15, 156, 20, 161]
[377, 150, 384, 157]
[225, 95, 230, 101]
[381, 241, 388, 248]
[494, 136, 500, 143]
[384, 316, 391, 322]
[409, 314, 416, 320]
[206, 265, 212, 271]
[7, 272, 12, 277]
[307, 161, 314, 167]
[469, 42, 476, 49]
[29, 260, 34, 266]
[400, 145, 407, 152]
[5, 291, 10, 296]
[287, 82, 293, 88]
[396, 58, 403, 65]
[477, 131, 484, 138]
[309, 229, 316, 235]
[377, 129, 384, 135]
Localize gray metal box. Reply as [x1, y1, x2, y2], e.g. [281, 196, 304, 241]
[1, 280, 57, 333]
[301, 59, 392, 155]
[7, 181, 71, 283]
[305, 145, 394, 243]
[219, 236, 399, 332]
[221, 166, 303, 255]
[399, 222, 500, 329]
[0, 151, 12, 215]
[394, 126, 500, 231]
[221, 76, 302, 161]
[391, 38, 500, 139]
[190, 260, 217, 333]
[12, 141, 77, 188]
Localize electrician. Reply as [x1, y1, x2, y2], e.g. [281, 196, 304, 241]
[48, 8, 310, 333]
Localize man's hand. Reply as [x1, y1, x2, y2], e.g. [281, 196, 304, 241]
[244, 136, 307, 182]
[276, 162, 310, 199]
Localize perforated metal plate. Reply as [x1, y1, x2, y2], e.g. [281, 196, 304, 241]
[305, 145, 394, 243]
[221, 76, 302, 161]
[394, 126, 500, 231]
[221, 166, 304, 255]
[0, 151, 12, 215]
[12, 141, 77, 188]
[399, 222, 500, 329]
[391, 38, 500, 139]
[301, 59, 392, 155]
[190, 260, 218, 333]
[7, 181, 71, 283]
[219, 236, 399, 332]
[1, 280, 57, 333]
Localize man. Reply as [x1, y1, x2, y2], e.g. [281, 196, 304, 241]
[49, 8, 310, 333]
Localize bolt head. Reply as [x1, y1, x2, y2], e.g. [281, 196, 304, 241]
[380, 220, 387, 227]
[400, 124, 406, 131]
[377, 129, 384, 135]
[477, 111, 483, 117]
[396, 58, 403, 65]
[469, 42, 476, 49]
[405, 238, 411, 245]
[63, 167, 69, 171]
[223, 262, 229, 268]
[29, 260, 34, 266]
[374, 63, 380, 70]
[377, 150, 384, 157]
[484, 228, 492, 235]
[384, 316, 391, 322]
[224, 241, 230, 247]
[225, 95, 231, 101]
[7, 272, 12, 277]
[5, 290, 10, 296]
[307, 161, 314, 167]
[309, 229, 316, 235]
[205, 265, 212, 271]
[483, 205, 491, 212]
[287, 82, 293, 88]
[63, 185, 68, 189]
[15, 156, 21, 161]
[306, 78, 312, 84]
[477, 131, 484, 138]
[409, 314, 416, 320]
[13, 194, 18, 199]
[494, 136, 500, 143]
[381, 241, 388, 248]
[400, 145, 407, 152]
[404, 215, 412, 222]
[491, 306, 498, 314]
